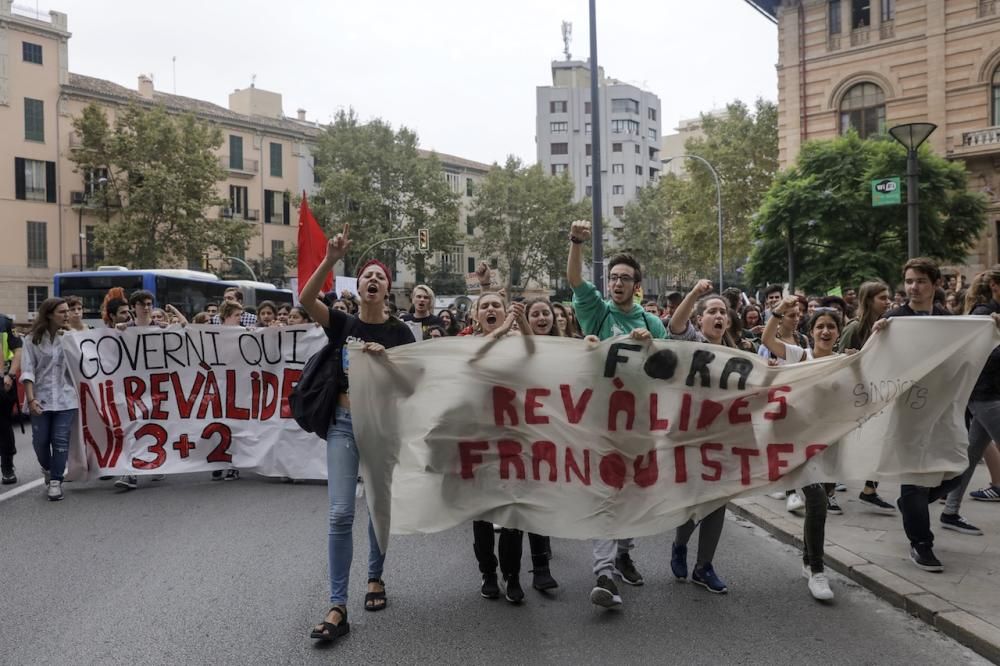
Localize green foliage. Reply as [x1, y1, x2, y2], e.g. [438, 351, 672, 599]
[309, 109, 460, 275]
[619, 99, 778, 284]
[70, 103, 254, 268]
[745, 131, 987, 292]
[468, 157, 590, 293]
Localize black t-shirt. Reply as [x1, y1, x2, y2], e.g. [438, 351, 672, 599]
[400, 312, 442, 340]
[323, 307, 415, 394]
[969, 301, 1000, 401]
[882, 303, 951, 318]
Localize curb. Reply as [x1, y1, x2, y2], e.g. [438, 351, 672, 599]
[728, 499, 1000, 664]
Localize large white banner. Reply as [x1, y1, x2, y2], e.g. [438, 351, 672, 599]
[63, 325, 328, 480]
[350, 318, 999, 548]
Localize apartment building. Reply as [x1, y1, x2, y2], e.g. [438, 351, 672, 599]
[660, 109, 729, 178]
[748, 0, 1000, 272]
[0, 1, 491, 319]
[536, 59, 661, 243]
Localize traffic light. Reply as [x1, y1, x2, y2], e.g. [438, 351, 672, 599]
[418, 228, 430, 252]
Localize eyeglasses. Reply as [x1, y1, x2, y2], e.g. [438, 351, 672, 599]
[608, 274, 636, 284]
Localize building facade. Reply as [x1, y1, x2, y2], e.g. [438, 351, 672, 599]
[536, 60, 661, 243]
[0, 1, 492, 320]
[750, 0, 1000, 273]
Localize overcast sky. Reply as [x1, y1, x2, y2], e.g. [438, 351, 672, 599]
[50, 0, 777, 165]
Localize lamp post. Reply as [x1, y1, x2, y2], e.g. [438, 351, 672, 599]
[223, 256, 258, 282]
[662, 154, 724, 289]
[888, 122, 937, 258]
[588, 0, 605, 293]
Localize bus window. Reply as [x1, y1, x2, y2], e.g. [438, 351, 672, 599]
[55, 274, 145, 322]
[155, 276, 229, 318]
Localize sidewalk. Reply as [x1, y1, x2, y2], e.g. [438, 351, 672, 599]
[730, 465, 1000, 663]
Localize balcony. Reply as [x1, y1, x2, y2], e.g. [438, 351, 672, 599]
[880, 21, 895, 39]
[266, 213, 285, 225]
[850, 26, 871, 47]
[220, 156, 258, 177]
[980, 1, 997, 18]
[954, 126, 1000, 158]
[221, 208, 260, 221]
[828, 35, 841, 51]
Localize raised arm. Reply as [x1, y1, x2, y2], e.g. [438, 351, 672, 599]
[761, 295, 798, 360]
[300, 224, 351, 328]
[669, 279, 713, 336]
[566, 220, 591, 289]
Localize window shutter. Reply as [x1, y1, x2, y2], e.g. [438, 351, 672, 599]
[45, 161, 56, 202]
[264, 190, 273, 224]
[282, 192, 290, 225]
[242, 187, 248, 216]
[14, 158, 25, 200]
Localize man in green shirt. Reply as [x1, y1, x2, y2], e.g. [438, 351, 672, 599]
[567, 219, 667, 610]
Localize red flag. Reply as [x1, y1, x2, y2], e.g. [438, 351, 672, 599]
[297, 192, 332, 293]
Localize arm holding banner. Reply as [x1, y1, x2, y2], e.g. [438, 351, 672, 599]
[301, 224, 351, 328]
[669, 279, 712, 336]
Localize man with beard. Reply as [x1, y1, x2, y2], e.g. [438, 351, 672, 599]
[566, 219, 666, 610]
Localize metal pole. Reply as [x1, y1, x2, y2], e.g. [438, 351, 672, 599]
[787, 223, 795, 293]
[355, 235, 419, 267]
[662, 153, 723, 289]
[77, 206, 83, 271]
[907, 148, 919, 258]
[588, 0, 604, 294]
[223, 256, 258, 282]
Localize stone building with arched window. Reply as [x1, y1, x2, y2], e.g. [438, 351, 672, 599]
[748, 0, 1000, 273]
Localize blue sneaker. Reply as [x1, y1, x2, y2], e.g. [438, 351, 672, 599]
[670, 543, 688, 580]
[691, 563, 728, 594]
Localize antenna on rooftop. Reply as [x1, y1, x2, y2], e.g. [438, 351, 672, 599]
[561, 21, 572, 61]
[251, 73, 257, 88]
[172, 56, 176, 94]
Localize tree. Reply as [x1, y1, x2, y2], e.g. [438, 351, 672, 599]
[617, 176, 691, 284]
[468, 157, 590, 294]
[621, 99, 778, 283]
[70, 103, 254, 268]
[309, 109, 460, 276]
[745, 131, 988, 293]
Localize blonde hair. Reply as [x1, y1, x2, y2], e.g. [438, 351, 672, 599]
[470, 292, 507, 335]
[412, 284, 436, 304]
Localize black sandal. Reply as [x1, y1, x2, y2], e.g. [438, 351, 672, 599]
[310, 606, 349, 641]
[364, 578, 388, 612]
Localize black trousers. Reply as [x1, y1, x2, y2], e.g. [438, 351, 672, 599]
[802, 483, 834, 573]
[473, 521, 523, 575]
[898, 477, 963, 547]
[0, 384, 16, 473]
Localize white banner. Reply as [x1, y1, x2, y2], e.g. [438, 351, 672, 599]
[62, 325, 328, 480]
[350, 318, 999, 548]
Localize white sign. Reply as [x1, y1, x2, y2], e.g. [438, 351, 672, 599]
[334, 276, 359, 299]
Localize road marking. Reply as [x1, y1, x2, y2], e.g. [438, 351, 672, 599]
[0, 478, 44, 504]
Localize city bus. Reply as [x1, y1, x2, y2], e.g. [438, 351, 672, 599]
[53, 268, 293, 325]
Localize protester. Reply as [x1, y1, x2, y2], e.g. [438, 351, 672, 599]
[551, 302, 581, 339]
[401, 285, 442, 339]
[426, 325, 446, 339]
[301, 224, 415, 643]
[879, 258, 966, 572]
[666, 280, 736, 595]
[150, 308, 167, 327]
[762, 284, 784, 321]
[331, 300, 350, 314]
[936, 268, 1000, 536]
[256, 301, 278, 328]
[524, 298, 562, 337]
[437, 309, 460, 336]
[192, 312, 211, 325]
[210, 287, 257, 327]
[20, 298, 76, 501]
[835, 280, 897, 514]
[970, 442, 1000, 501]
[566, 219, 667, 610]
[762, 297, 852, 600]
[287, 306, 314, 325]
[64, 296, 90, 332]
[0, 310, 22, 485]
[757, 296, 806, 365]
[276, 303, 291, 326]
[129, 290, 155, 327]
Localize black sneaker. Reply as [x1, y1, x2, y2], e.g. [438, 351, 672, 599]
[503, 574, 524, 603]
[480, 573, 499, 599]
[940, 513, 983, 536]
[531, 567, 559, 591]
[211, 470, 224, 481]
[826, 495, 843, 515]
[589, 574, 623, 609]
[909, 543, 944, 572]
[614, 552, 645, 586]
[858, 492, 896, 514]
[1, 466, 16, 485]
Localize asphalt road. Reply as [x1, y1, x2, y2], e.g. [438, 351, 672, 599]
[0, 427, 988, 666]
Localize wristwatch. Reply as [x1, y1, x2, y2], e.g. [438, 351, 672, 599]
[771, 312, 785, 320]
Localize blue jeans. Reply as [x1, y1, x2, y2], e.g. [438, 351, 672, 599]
[31, 409, 77, 482]
[327, 406, 385, 606]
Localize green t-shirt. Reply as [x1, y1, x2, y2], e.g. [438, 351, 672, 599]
[572, 280, 667, 341]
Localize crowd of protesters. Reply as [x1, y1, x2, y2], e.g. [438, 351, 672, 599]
[3, 218, 1000, 647]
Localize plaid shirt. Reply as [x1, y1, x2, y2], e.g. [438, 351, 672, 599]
[210, 311, 258, 327]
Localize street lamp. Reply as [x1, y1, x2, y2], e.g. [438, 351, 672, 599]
[662, 154, 724, 290]
[888, 122, 936, 258]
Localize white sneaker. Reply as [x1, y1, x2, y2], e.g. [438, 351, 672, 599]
[802, 563, 811, 579]
[786, 492, 805, 514]
[47, 480, 64, 501]
[807, 572, 834, 600]
[767, 491, 787, 500]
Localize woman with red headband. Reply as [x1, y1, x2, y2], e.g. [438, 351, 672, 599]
[300, 224, 415, 644]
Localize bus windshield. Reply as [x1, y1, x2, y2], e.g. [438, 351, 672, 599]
[55, 274, 145, 323]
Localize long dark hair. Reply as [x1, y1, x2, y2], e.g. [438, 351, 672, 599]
[30, 298, 67, 344]
[523, 298, 562, 337]
[694, 294, 737, 348]
[551, 302, 582, 338]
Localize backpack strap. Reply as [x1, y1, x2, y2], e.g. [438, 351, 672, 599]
[590, 309, 611, 338]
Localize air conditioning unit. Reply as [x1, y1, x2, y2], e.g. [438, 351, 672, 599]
[70, 191, 85, 205]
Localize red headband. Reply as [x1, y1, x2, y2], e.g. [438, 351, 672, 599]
[356, 259, 392, 293]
